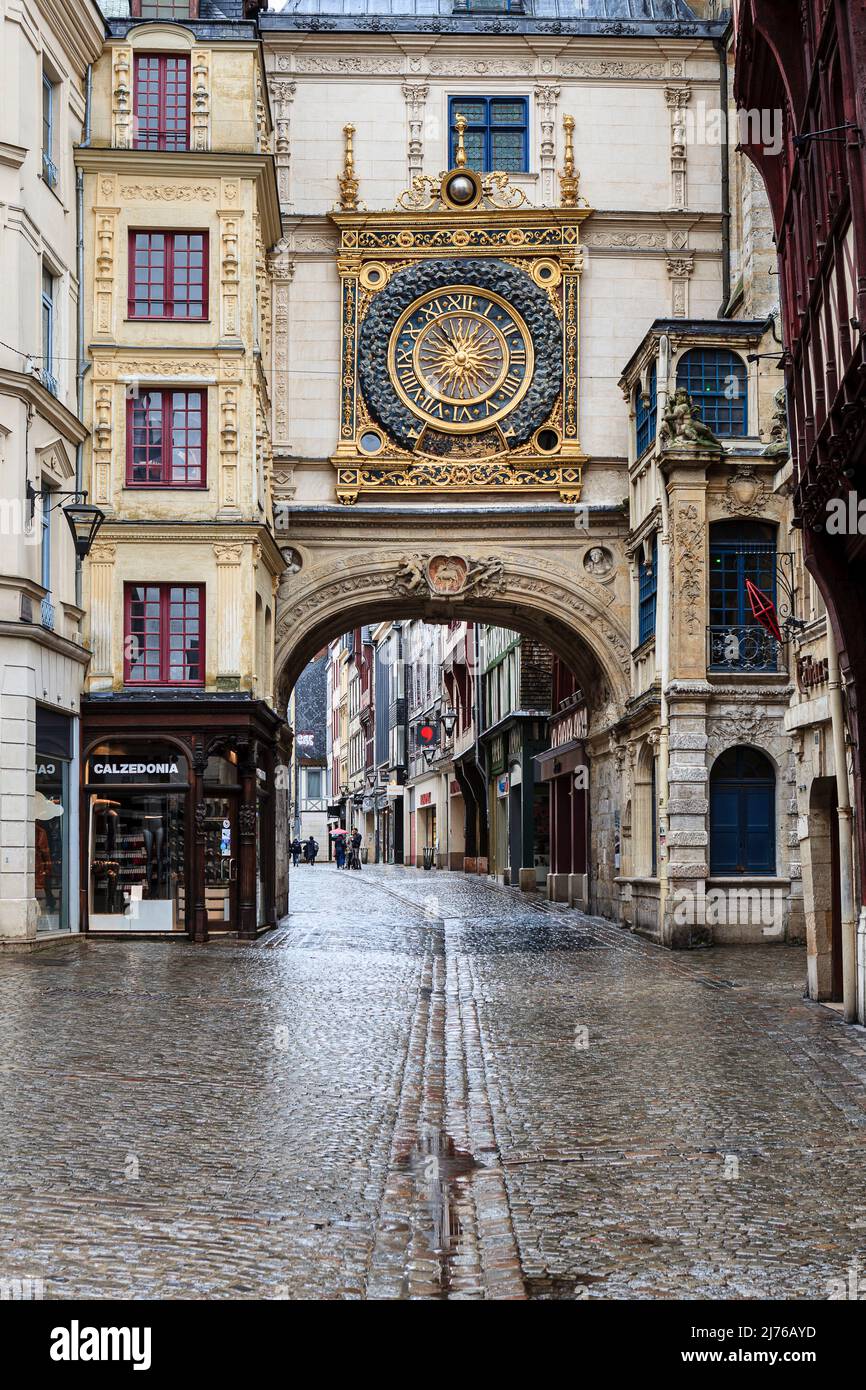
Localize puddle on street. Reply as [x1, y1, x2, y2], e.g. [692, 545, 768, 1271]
[403, 1129, 481, 1295]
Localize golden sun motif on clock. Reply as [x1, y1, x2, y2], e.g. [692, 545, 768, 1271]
[388, 287, 534, 434]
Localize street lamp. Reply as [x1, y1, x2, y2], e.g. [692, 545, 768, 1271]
[27, 483, 106, 560]
[422, 746, 436, 768]
[441, 706, 458, 738]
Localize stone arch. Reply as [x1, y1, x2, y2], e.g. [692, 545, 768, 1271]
[273, 546, 631, 719]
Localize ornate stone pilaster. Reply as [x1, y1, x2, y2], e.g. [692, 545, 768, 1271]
[191, 49, 211, 152]
[535, 84, 560, 207]
[665, 86, 692, 209]
[666, 462, 711, 681]
[218, 386, 241, 516]
[214, 543, 243, 682]
[87, 541, 116, 687]
[268, 239, 294, 452]
[402, 83, 429, 181]
[92, 381, 113, 509]
[94, 210, 118, 340]
[112, 48, 133, 148]
[218, 194, 243, 342]
[270, 79, 296, 209]
[666, 252, 695, 317]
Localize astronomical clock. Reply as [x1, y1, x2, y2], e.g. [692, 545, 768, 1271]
[330, 119, 592, 505]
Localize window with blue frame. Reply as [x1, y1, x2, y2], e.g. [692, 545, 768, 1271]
[452, 0, 526, 11]
[676, 348, 748, 436]
[638, 535, 658, 646]
[710, 746, 775, 876]
[709, 521, 778, 671]
[635, 363, 657, 458]
[448, 96, 528, 173]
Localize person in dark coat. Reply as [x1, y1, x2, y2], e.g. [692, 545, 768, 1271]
[304, 836, 319, 865]
[291, 837, 302, 867]
[349, 829, 362, 870]
[334, 834, 347, 869]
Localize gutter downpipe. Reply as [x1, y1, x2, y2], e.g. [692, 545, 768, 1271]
[827, 636, 858, 1022]
[74, 62, 93, 610]
[656, 334, 672, 942]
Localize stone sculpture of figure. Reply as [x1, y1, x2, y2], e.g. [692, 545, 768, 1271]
[762, 386, 790, 461]
[393, 555, 428, 596]
[464, 556, 505, 596]
[659, 388, 723, 450]
[584, 546, 612, 577]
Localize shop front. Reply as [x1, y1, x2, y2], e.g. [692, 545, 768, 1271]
[81, 694, 286, 940]
[35, 706, 76, 934]
[536, 701, 589, 908]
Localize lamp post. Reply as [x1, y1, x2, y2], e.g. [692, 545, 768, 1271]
[441, 706, 458, 739]
[27, 482, 106, 560]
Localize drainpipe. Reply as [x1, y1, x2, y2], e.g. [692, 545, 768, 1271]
[827, 636, 857, 1022]
[656, 335, 672, 940]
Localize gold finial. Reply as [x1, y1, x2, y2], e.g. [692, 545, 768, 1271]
[338, 123, 360, 211]
[560, 113, 580, 208]
[454, 112, 468, 169]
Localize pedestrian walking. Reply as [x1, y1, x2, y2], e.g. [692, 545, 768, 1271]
[304, 835, 319, 865]
[349, 829, 362, 870]
[291, 837, 302, 867]
[334, 836, 346, 869]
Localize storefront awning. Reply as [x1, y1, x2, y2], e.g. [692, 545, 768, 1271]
[534, 739, 587, 783]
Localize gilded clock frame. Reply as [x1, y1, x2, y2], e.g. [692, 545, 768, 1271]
[330, 201, 592, 505]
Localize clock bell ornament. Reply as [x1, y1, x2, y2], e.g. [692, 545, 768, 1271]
[330, 115, 592, 505]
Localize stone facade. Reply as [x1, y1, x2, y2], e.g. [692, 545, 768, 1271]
[0, 0, 105, 943]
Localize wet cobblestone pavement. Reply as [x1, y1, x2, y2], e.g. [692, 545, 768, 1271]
[1, 864, 865, 1299]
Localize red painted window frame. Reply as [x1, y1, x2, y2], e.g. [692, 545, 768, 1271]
[127, 230, 209, 321]
[130, 2, 200, 23]
[132, 53, 191, 152]
[123, 582, 205, 687]
[126, 388, 208, 488]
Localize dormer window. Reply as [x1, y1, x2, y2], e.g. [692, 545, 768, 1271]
[130, 1, 198, 18]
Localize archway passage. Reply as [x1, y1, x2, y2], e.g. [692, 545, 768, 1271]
[273, 505, 631, 717]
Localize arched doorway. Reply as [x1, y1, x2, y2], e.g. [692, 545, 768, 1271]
[709, 745, 776, 876]
[802, 778, 843, 1001]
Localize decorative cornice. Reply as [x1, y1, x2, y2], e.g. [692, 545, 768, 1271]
[0, 368, 87, 444]
[75, 148, 282, 246]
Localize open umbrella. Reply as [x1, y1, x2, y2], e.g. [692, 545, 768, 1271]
[331, 828, 348, 837]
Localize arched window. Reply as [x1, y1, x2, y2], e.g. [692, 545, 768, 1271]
[710, 746, 775, 876]
[635, 363, 657, 458]
[676, 348, 748, 436]
[708, 521, 779, 672]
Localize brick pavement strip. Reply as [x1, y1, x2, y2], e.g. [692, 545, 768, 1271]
[0, 863, 865, 1299]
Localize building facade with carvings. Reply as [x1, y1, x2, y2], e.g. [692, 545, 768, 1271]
[0, 0, 105, 945]
[734, 0, 866, 1021]
[76, 0, 289, 940]
[259, 0, 861, 992]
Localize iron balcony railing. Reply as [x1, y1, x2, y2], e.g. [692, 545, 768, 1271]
[40, 597, 55, 631]
[707, 624, 782, 674]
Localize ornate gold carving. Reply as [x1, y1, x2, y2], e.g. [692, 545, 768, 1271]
[338, 124, 361, 212]
[559, 115, 588, 209]
[397, 169, 527, 213]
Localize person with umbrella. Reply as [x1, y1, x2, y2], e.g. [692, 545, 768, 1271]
[332, 828, 347, 869]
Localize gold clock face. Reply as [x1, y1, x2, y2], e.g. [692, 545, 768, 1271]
[388, 287, 534, 433]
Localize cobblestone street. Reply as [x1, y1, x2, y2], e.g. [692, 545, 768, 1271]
[1, 865, 865, 1300]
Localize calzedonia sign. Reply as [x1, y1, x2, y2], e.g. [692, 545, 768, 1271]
[87, 752, 185, 783]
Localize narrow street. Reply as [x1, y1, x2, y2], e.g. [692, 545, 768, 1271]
[1, 866, 865, 1300]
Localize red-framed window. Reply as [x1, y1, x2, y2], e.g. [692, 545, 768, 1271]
[133, 55, 190, 151]
[124, 583, 204, 686]
[126, 389, 206, 487]
[128, 231, 208, 320]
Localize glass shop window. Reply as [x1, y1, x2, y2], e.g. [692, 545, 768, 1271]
[35, 707, 72, 933]
[86, 743, 188, 932]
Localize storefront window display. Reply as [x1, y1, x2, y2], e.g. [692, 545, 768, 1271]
[85, 743, 188, 932]
[35, 707, 73, 933]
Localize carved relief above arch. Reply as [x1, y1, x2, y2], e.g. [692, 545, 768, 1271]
[273, 545, 631, 715]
